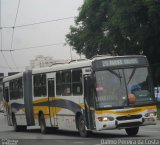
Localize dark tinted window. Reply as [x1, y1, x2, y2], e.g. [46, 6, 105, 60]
[72, 70, 82, 95]
[48, 79, 55, 97]
[4, 87, 9, 102]
[62, 71, 71, 96]
[34, 74, 46, 97]
[56, 72, 62, 95]
[56, 69, 83, 96]
[10, 78, 23, 100]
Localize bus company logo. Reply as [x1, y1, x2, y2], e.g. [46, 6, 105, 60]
[102, 58, 139, 67]
[1, 139, 19, 145]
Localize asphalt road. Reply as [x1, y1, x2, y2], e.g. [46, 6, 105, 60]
[0, 113, 160, 145]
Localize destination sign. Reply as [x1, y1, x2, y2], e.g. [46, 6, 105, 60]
[102, 58, 138, 67]
[93, 57, 148, 69]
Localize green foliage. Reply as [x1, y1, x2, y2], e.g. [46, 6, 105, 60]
[66, 0, 110, 58]
[66, 0, 160, 85]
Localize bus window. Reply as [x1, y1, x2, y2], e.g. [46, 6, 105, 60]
[18, 78, 23, 99]
[34, 75, 41, 97]
[72, 70, 82, 95]
[95, 70, 126, 108]
[9, 81, 13, 100]
[56, 72, 62, 95]
[62, 71, 71, 96]
[4, 87, 9, 102]
[10, 80, 17, 100]
[41, 74, 46, 96]
[34, 74, 46, 97]
[9, 78, 23, 100]
[48, 79, 55, 97]
[124, 67, 154, 105]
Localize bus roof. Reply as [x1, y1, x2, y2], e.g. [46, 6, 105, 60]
[3, 55, 147, 82]
[91, 55, 146, 61]
[3, 72, 23, 82]
[32, 55, 146, 74]
[32, 59, 92, 74]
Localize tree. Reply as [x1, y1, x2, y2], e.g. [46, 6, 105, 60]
[66, 0, 111, 58]
[66, 0, 160, 85]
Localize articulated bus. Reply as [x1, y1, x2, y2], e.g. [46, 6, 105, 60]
[3, 55, 157, 137]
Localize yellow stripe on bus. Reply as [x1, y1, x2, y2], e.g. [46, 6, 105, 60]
[95, 105, 156, 115]
[80, 103, 85, 109]
[33, 106, 62, 119]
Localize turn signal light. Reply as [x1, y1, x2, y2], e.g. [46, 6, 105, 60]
[144, 112, 157, 117]
[98, 116, 114, 122]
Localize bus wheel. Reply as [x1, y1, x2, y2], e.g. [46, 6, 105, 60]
[39, 114, 47, 134]
[78, 115, 90, 137]
[12, 114, 18, 132]
[12, 114, 26, 132]
[125, 127, 139, 136]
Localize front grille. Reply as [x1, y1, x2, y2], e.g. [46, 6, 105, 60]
[116, 114, 142, 121]
[117, 122, 142, 128]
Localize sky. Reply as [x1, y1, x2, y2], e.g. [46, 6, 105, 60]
[0, 0, 84, 74]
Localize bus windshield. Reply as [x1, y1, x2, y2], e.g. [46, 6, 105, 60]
[95, 67, 154, 109]
[124, 67, 154, 105]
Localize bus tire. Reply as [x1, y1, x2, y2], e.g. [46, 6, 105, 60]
[19, 126, 27, 131]
[125, 127, 139, 136]
[12, 114, 19, 132]
[78, 115, 91, 137]
[39, 113, 47, 134]
[12, 114, 26, 132]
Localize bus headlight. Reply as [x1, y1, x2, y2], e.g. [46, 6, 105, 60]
[144, 112, 157, 117]
[98, 116, 114, 122]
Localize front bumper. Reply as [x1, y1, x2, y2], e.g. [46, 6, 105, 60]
[96, 115, 157, 131]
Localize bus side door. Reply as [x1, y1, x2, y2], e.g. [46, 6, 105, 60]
[3, 83, 12, 125]
[84, 75, 95, 129]
[47, 73, 58, 127]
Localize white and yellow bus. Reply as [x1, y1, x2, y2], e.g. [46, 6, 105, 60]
[3, 55, 157, 137]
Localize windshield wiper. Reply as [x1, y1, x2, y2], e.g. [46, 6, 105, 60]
[127, 68, 136, 85]
[107, 68, 122, 79]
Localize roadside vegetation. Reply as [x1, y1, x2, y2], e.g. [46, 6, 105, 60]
[66, 0, 160, 87]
